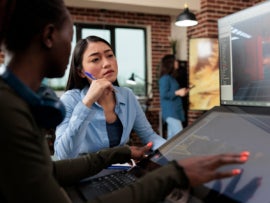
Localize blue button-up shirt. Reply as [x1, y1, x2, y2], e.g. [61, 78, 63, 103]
[54, 86, 166, 159]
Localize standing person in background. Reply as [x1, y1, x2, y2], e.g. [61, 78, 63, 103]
[159, 54, 189, 140]
[54, 35, 166, 159]
[0, 1, 250, 202]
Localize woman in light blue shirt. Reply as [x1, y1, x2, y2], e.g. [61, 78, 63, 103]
[54, 36, 166, 159]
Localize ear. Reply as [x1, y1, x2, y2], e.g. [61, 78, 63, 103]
[77, 69, 85, 78]
[42, 24, 55, 48]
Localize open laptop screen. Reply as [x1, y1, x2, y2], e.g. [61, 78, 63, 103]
[218, 1, 270, 107]
[151, 106, 270, 203]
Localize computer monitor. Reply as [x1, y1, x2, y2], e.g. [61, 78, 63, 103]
[152, 105, 270, 203]
[218, 1, 270, 107]
[150, 2, 270, 202]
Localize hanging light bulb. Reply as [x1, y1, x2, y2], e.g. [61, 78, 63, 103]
[175, 3, 198, 27]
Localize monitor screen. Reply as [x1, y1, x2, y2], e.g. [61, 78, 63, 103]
[152, 105, 270, 203]
[218, 1, 270, 107]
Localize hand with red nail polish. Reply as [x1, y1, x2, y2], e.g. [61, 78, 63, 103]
[177, 151, 250, 187]
[129, 142, 153, 161]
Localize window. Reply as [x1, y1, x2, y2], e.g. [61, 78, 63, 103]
[44, 24, 148, 97]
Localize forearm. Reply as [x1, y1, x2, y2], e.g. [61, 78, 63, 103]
[54, 101, 95, 159]
[54, 146, 131, 186]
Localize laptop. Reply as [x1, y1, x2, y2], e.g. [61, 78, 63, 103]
[75, 157, 162, 202]
[71, 1, 270, 202]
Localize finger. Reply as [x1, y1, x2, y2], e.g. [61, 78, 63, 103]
[222, 152, 250, 164]
[102, 80, 115, 93]
[214, 168, 243, 180]
[146, 142, 153, 150]
[241, 151, 250, 157]
[108, 85, 115, 92]
[147, 141, 153, 148]
[140, 142, 153, 154]
[212, 151, 250, 180]
[208, 152, 250, 168]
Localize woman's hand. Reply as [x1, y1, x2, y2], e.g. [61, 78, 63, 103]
[130, 142, 153, 161]
[175, 88, 189, 97]
[178, 151, 250, 187]
[82, 78, 114, 107]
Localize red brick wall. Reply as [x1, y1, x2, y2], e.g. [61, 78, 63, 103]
[188, 0, 262, 38]
[186, 0, 265, 125]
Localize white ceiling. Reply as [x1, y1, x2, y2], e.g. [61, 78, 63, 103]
[64, 0, 200, 16]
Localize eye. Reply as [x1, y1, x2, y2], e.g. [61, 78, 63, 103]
[106, 51, 115, 58]
[91, 57, 100, 63]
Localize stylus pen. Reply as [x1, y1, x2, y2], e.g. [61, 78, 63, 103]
[85, 71, 96, 80]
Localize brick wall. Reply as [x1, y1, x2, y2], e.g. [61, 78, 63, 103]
[186, 0, 265, 125]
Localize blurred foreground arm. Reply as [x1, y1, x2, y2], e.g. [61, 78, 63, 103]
[54, 143, 152, 185]
[90, 151, 249, 203]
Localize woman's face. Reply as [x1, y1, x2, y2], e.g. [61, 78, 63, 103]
[81, 41, 118, 82]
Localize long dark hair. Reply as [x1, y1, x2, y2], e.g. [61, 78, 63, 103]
[65, 35, 113, 90]
[159, 54, 176, 78]
[0, 0, 67, 53]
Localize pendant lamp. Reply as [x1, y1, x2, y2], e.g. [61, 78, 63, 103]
[175, 3, 198, 27]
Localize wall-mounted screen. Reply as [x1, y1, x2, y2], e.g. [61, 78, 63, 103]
[218, 1, 270, 107]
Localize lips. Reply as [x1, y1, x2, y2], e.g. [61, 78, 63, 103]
[103, 70, 114, 76]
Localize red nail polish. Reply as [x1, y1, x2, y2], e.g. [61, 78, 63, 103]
[241, 151, 250, 156]
[240, 156, 248, 161]
[147, 142, 152, 147]
[232, 169, 241, 175]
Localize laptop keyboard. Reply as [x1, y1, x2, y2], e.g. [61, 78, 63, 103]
[78, 170, 137, 201]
